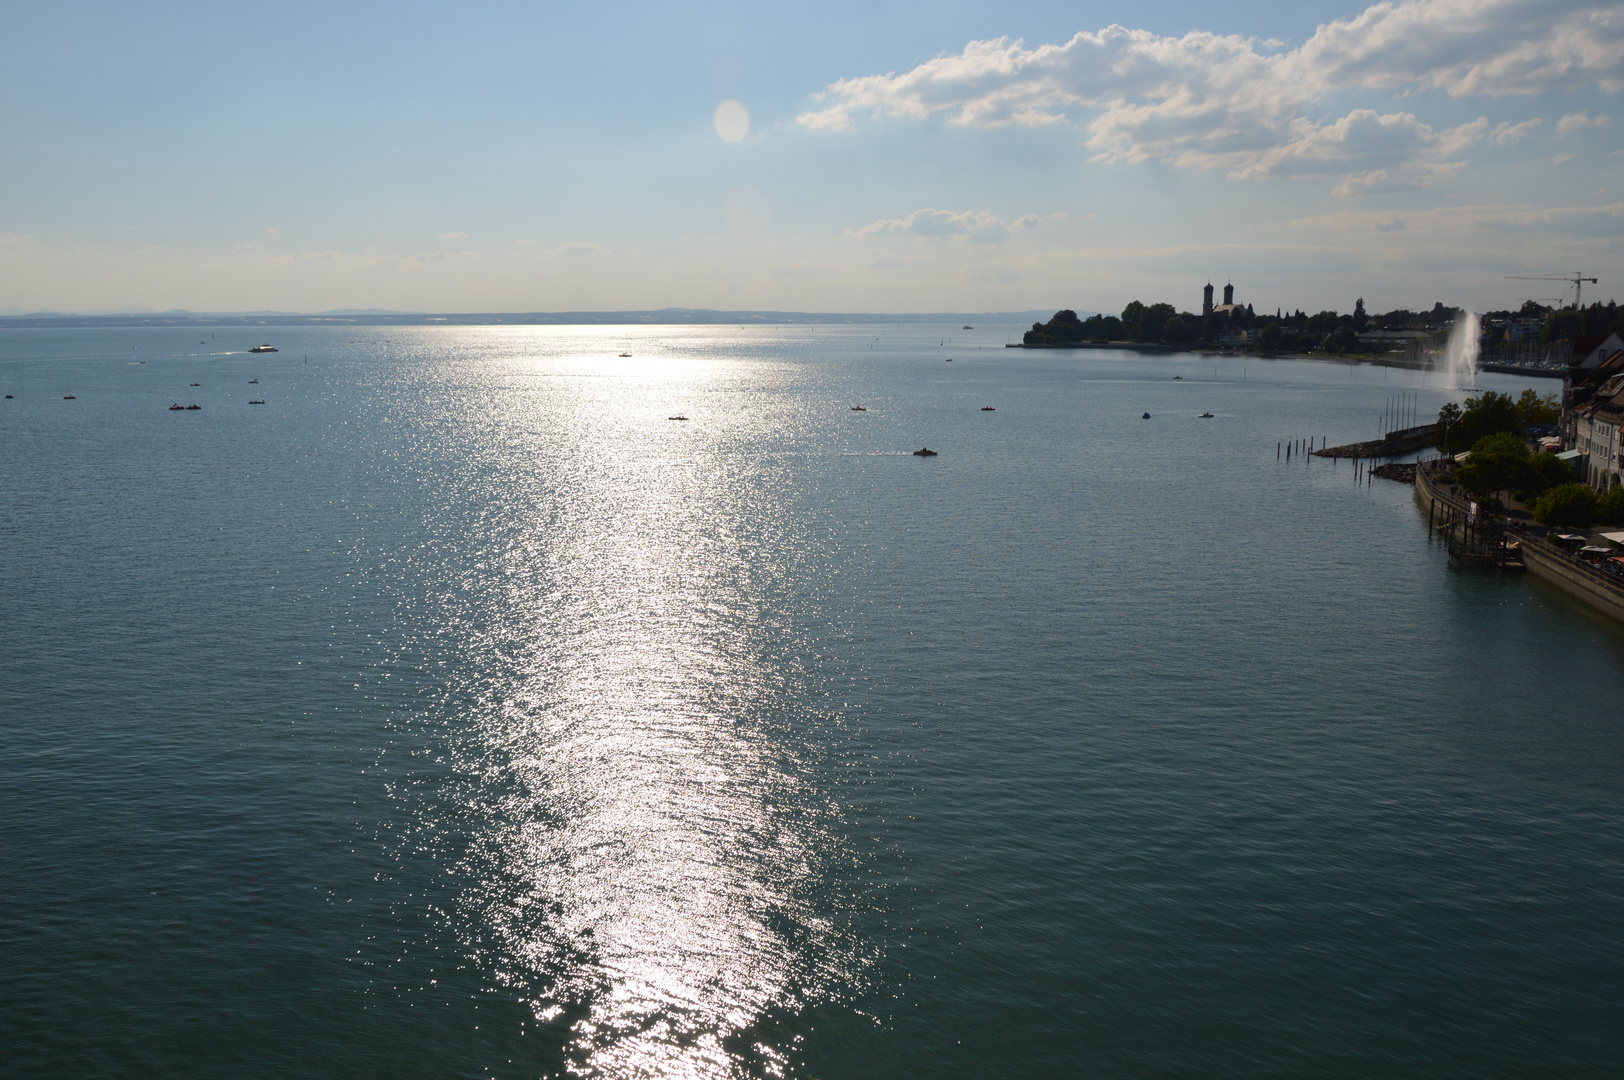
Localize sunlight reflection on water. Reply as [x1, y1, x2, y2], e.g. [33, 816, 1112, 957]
[394, 331, 864, 1077]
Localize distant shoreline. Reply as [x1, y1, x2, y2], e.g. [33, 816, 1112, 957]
[0, 308, 1067, 330]
[1010, 340, 1568, 378]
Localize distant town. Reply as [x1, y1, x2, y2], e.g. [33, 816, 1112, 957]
[1022, 281, 1624, 373]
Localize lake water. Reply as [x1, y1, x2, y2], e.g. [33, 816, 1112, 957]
[3, 325, 1621, 1078]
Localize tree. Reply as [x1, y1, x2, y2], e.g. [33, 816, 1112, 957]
[1258, 322, 1282, 352]
[1598, 485, 1624, 526]
[1454, 431, 1531, 500]
[1434, 402, 1464, 453]
[1082, 313, 1122, 340]
[1532, 483, 1598, 528]
[1515, 388, 1560, 429]
[1023, 309, 1088, 345]
[1353, 297, 1368, 331]
[1325, 327, 1360, 353]
[1306, 310, 1341, 336]
[1518, 453, 1576, 503]
[1119, 301, 1146, 340]
[1453, 391, 1522, 448]
[1541, 309, 1583, 345]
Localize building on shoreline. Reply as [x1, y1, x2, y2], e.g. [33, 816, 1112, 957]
[1561, 331, 1624, 489]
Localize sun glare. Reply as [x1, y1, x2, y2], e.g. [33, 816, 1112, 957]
[713, 99, 750, 143]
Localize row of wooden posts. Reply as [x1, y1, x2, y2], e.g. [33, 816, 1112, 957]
[1278, 437, 1377, 485]
[1278, 438, 1326, 460]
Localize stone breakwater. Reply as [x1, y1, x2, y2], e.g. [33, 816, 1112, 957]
[1314, 423, 1437, 459]
[1372, 463, 1417, 483]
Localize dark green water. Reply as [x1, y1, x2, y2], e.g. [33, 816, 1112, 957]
[3, 326, 1621, 1078]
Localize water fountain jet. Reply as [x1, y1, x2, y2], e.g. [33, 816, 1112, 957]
[1439, 310, 1480, 389]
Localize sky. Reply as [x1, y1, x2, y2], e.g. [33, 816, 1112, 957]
[1, 0, 1620, 317]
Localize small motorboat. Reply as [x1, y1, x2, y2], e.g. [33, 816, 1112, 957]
[1173, 375, 1182, 380]
[981, 406, 995, 411]
[249, 400, 266, 405]
[851, 405, 867, 411]
[4, 394, 12, 399]
[249, 379, 258, 384]
[249, 343, 278, 353]
[1198, 411, 1214, 418]
[619, 352, 632, 357]
[945, 358, 953, 362]
[169, 403, 185, 410]
[912, 447, 938, 456]
[1142, 412, 1151, 419]
[63, 395, 76, 400]
[190, 383, 201, 387]
[963, 325, 973, 330]
[668, 415, 688, 421]
[185, 404, 202, 410]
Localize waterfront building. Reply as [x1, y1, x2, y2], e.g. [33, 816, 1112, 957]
[1560, 331, 1624, 488]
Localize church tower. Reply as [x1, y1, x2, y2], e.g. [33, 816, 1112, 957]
[1223, 282, 1234, 306]
[1203, 282, 1214, 318]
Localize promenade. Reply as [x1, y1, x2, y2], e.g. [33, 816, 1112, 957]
[1415, 458, 1624, 623]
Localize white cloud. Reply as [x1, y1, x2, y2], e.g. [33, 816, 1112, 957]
[1372, 218, 1407, 232]
[552, 242, 605, 256]
[1557, 110, 1612, 133]
[233, 242, 262, 254]
[798, 0, 1623, 191]
[1490, 118, 1542, 144]
[1014, 214, 1044, 228]
[1554, 153, 1577, 163]
[442, 231, 470, 240]
[857, 208, 1016, 243]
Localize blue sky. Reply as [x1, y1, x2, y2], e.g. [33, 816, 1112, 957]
[1, 0, 1619, 315]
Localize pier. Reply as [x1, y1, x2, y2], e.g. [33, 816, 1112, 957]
[1314, 422, 1437, 459]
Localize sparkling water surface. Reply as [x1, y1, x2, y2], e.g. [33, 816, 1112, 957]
[2, 326, 1621, 1078]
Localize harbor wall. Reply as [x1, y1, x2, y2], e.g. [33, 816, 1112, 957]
[1517, 539, 1624, 624]
[1415, 460, 1624, 625]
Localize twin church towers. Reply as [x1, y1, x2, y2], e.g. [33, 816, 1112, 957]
[1202, 281, 1238, 318]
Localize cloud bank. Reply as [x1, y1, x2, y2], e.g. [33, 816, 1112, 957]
[798, 0, 1621, 193]
[857, 208, 1029, 243]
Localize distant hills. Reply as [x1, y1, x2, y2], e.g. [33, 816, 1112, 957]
[0, 307, 1069, 329]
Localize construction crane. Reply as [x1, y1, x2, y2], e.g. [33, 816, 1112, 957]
[1505, 272, 1598, 309]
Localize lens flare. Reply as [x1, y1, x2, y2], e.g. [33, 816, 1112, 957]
[713, 100, 750, 143]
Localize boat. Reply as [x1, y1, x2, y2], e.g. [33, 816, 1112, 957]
[619, 352, 632, 357]
[1198, 411, 1214, 418]
[63, 395, 76, 400]
[249, 379, 258, 384]
[668, 415, 688, 421]
[945, 358, 953, 362]
[1142, 412, 1151, 419]
[1173, 375, 1182, 380]
[981, 406, 995, 411]
[190, 383, 201, 387]
[851, 405, 867, 411]
[4, 394, 12, 399]
[185, 404, 201, 410]
[963, 325, 973, 330]
[912, 447, 938, 456]
[169, 404, 185, 411]
[249, 344, 278, 353]
[249, 400, 266, 405]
